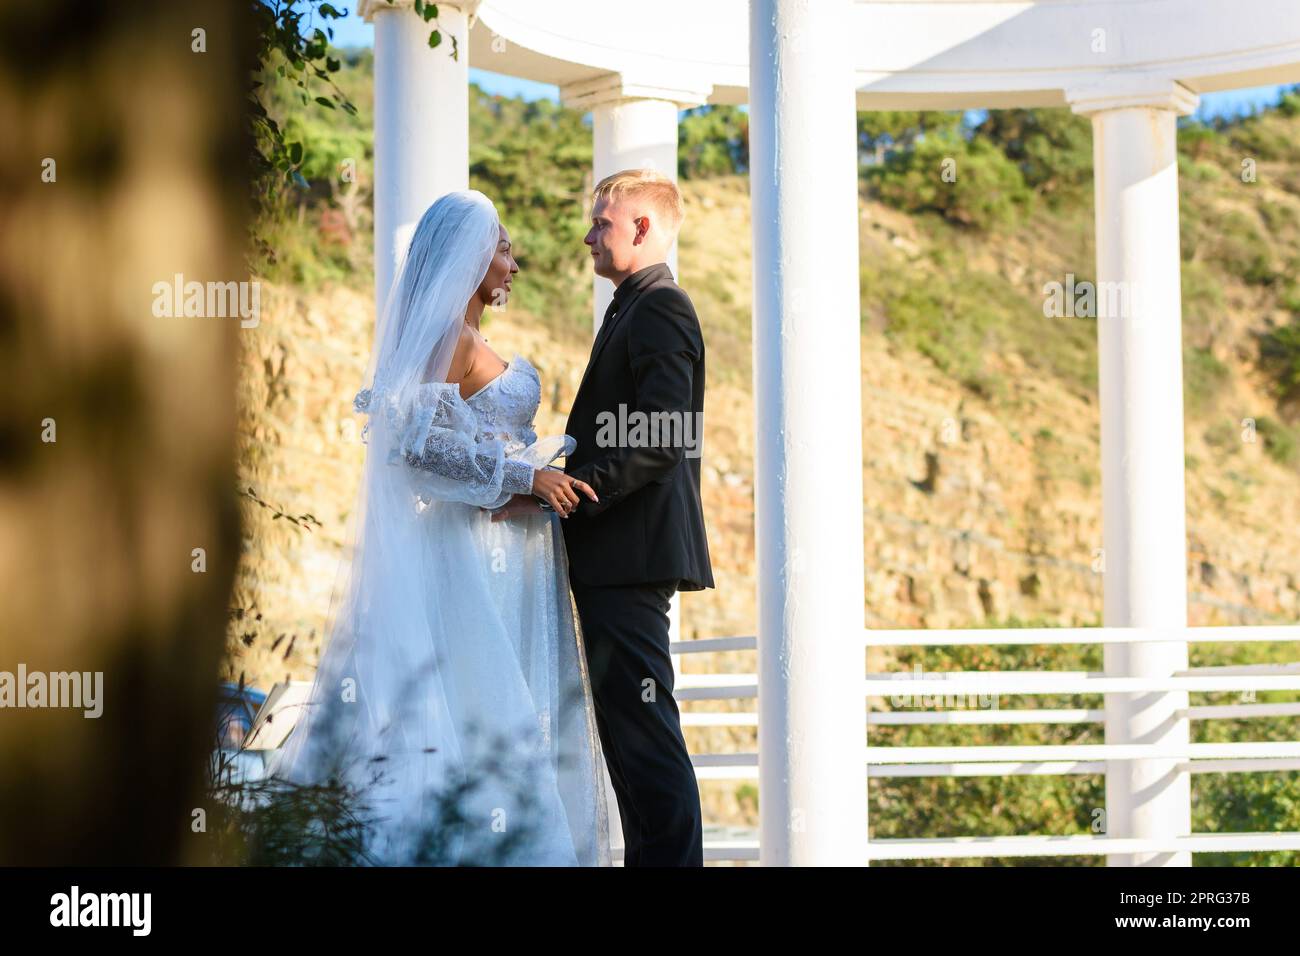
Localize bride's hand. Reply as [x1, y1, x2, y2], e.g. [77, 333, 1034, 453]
[485, 493, 542, 522]
[531, 468, 598, 518]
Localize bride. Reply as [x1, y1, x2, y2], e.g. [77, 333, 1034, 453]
[269, 189, 611, 866]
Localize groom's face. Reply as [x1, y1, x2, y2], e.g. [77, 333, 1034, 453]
[585, 196, 645, 281]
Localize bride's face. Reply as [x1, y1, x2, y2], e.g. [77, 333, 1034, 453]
[477, 225, 518, 310]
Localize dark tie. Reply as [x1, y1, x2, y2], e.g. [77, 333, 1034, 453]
[593, 296, 619, 350]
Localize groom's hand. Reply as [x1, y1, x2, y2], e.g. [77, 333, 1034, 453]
[532, 468, 598, 518]
[484, 493, 542, 522]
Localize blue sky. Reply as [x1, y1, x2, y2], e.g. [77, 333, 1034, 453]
[328, 8, 1285, 119]
[330, 7, 560, 101]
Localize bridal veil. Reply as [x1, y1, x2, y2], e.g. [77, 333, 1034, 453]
[269, 190, 611, 866]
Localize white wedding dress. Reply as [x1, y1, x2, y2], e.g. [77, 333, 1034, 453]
[270, 350, 612, 867]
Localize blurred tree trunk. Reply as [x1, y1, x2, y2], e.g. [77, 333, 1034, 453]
[0, 0, 250, 863]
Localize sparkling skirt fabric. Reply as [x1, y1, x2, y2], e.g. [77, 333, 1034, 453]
[270, 356, 611, 866]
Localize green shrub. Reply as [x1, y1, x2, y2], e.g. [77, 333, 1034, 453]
[1181, 260, 1226, 346]
[679, 105, 749, 179]
[1204, 419, 1241, 451]
[1255, 415, 1298, 465]
[869, 130, 1031, 231]
[1258, 319, 1300, 407]
[1260, 199, 1300, 235]
[1178, 121, 1227, 163]
[1279, 281, 1300, 313]
[1213, 210, 1276, 286]
[1229, 104, 1300, 162]
[468, 91, 592, 337]
[975, 108, 1093, 204]
[1178, 153, 1225, 183]
[202, 719, 555, 866]
[1184, 346, 1231, 415]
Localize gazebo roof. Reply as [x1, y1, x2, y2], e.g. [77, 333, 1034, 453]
[429, 0, 1300, 109]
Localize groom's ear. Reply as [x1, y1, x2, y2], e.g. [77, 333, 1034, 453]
[633, 216, 649, 244]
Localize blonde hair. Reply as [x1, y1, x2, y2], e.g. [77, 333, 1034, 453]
[592, 168, 685, 238]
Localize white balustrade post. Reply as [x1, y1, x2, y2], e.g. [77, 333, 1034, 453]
[1069, 82, 1199, 867]
[367, 0, 473, 318]
[749, 0, 867, 865]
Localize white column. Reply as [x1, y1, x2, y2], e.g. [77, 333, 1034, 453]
[1069, 82, 1199, 867]
[749, 0, 866, 865]
[367, 0, 473, 317]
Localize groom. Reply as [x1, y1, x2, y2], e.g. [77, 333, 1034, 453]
[560, 169, 714, 867]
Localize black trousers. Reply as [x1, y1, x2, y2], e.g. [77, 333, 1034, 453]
[570, 581, 703, 867]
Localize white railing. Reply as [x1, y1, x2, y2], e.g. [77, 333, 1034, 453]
[672, 624, 1300, 864]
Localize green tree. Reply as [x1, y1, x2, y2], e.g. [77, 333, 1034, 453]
[858, 110, 963, 165]
[1258, 319, 1300, 412]
[869, 129, 1030, 230]
[974, 108, 1093, 202]
[679, 105, 749, 178]
[468, 90, 592, 328]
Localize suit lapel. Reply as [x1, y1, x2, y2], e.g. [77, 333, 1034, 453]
[574, 282, 653, 399]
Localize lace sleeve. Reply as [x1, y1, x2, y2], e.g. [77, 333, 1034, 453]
[381, 384, 534, 508]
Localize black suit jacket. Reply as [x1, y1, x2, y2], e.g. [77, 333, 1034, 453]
[561, 262, 715, 592]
